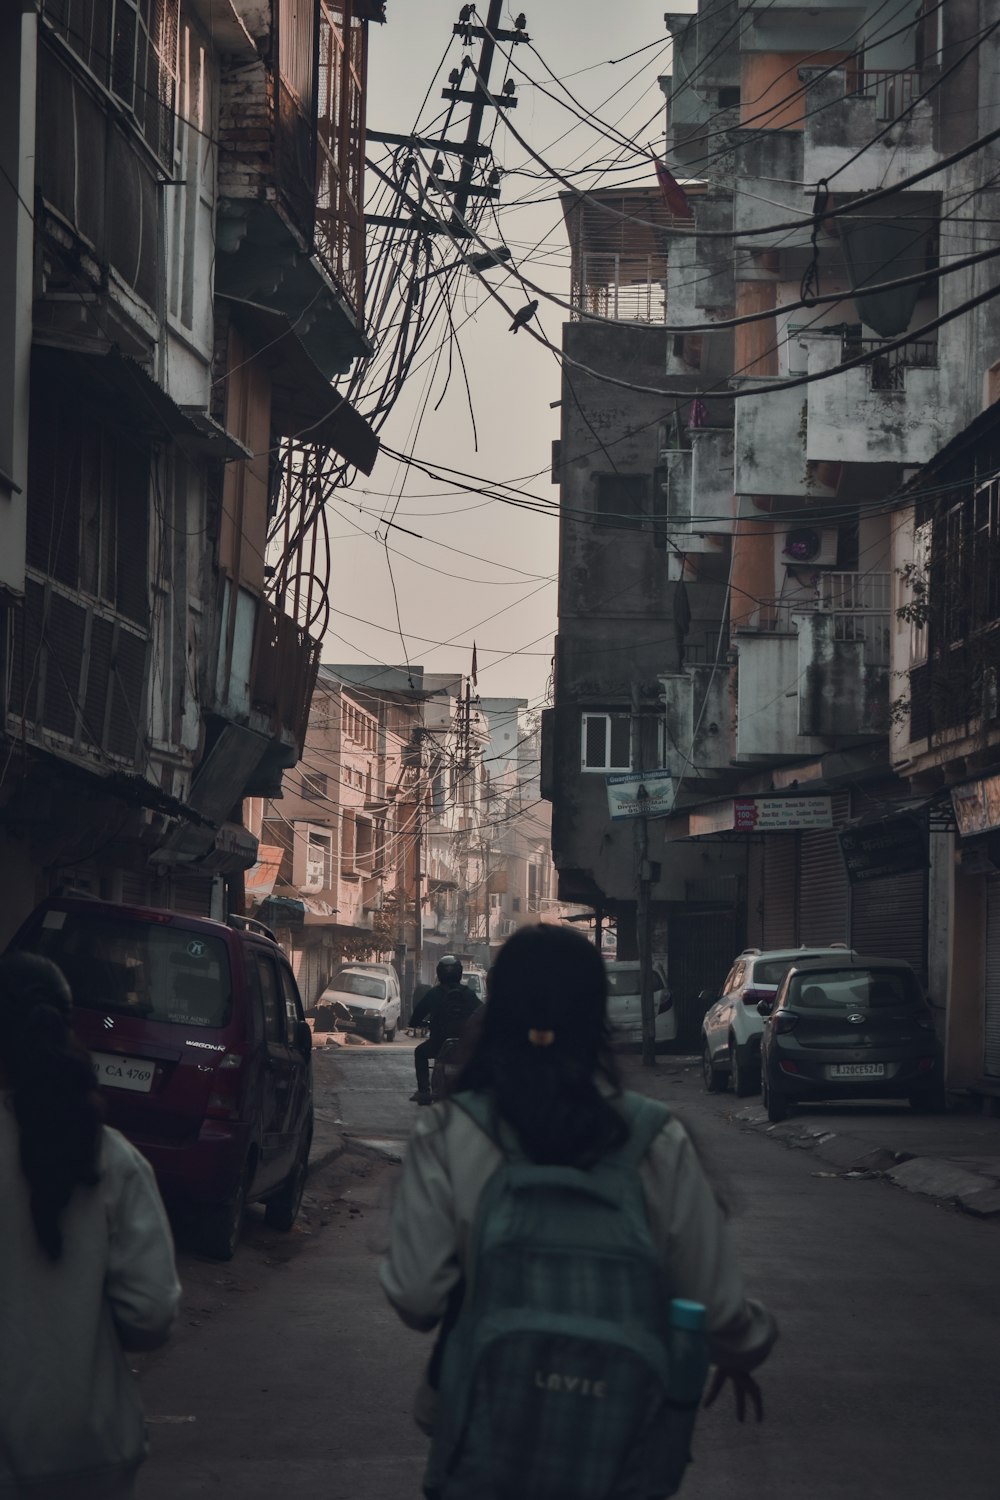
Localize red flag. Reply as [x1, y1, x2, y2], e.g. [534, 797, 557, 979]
[654, 160, 693, 219]
[471, 642, 478, 688]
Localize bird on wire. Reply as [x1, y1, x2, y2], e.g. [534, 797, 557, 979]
[459, 4, 473, 20]
[514, 12, 527, 30]
[509, 300, 538, 334]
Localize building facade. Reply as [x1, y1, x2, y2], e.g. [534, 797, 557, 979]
[0, 1, 381, 944]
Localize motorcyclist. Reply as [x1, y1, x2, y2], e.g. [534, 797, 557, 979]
[409, 956, 482, 1105]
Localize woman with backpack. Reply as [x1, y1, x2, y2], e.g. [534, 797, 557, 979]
[0, 953, 181, 1499]
[381, 923, 776, 1500]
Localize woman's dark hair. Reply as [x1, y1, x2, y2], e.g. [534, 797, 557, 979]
[0, 952, 103, 1259]
[453, 924, 628, 1167]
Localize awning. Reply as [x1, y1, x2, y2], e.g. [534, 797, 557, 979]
[32, 345, 251, 462]
[221, 297, 379, 475]
[245, 844, 284, 900]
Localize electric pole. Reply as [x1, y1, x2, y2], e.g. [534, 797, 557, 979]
[442, 1, 528, 235]
[632, 684, 656, 1066]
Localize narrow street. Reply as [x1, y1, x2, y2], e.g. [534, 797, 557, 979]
[136, 1039, 1000, 1500]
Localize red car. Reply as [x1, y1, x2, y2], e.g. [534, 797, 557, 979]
[9, 897, 313, 1259]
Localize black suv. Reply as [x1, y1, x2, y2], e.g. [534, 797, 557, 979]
[758, 955, 943, 1123]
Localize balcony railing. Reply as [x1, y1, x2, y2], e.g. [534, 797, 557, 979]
[841, 336, 938, 393]
[739, 572, 891, 667]
[846, 67, 920, 123]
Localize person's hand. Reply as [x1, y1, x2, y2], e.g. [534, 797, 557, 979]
[703, 1366, 764, 1422]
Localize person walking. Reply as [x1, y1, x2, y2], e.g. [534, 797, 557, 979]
[408, 955, 481, 1105]
[382, 924, 776, 1499]
[0, 953, 181, 1499]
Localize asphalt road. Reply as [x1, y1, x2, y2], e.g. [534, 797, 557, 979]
[135, 1039, 1000, 1499]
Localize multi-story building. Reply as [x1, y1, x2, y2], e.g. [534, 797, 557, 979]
[0, 2, 380, 942]
[543, 0, 1000, 1073]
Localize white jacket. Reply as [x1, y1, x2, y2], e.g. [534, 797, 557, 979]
[0, 1098, 181, 1497]
[381, 1093, 776, 1371]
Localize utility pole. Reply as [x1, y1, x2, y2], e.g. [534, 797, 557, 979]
[442, 0, 527, 236]
[632, 684, 656, 1067]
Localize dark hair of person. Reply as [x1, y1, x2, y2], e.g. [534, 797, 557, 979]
[452, 924, 628, 1168]
[0, 952, 103, 1260]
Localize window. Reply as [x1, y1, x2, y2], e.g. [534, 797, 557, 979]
[595, 474, 649, 531]
[717, 86, 740, 109]
[45, 0, 179, 165]
[278, 964, 303, 1040]
[300, 770, 329, 803]
[308, 831, 333, 889]
[341, 808, 357, 875]
[254, 952, 285, 1043]
[581, 713, 631, 772]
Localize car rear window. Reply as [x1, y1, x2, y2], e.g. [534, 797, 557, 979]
[337, 973, 386, 1000]
[606, 969, 640, 996]
[23, 911, 232, 1028]
[465, 975, 485, 999]
[789, 969, 920, 1009]
[753, 959, 795, 987]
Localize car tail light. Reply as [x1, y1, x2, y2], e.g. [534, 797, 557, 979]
[742, 987, 773, 1005]
[206, 1052, 244, 1121]
[657, 993, 673, 1014]
[778, 1058, 801, 1075]
[773, 1012, 799, 1034]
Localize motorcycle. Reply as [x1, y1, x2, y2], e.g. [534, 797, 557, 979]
[430, 1036, 463, 1102]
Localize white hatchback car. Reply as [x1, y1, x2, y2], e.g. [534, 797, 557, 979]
[701, 945, 853, 1095]
[316, 968, 401, 1043]
[605, 959, 675, 1049]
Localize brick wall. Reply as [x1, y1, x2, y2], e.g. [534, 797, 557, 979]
[218, 62, 275, 202]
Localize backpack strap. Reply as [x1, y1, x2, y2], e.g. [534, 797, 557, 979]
[451, 1088, 669, 1168]
[610, 1092, 672, 1169]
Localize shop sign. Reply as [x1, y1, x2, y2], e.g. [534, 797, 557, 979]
[838, 816, 928, 884]
[606, 770, 675, 821]
[951, 776, 1000, 838]
[689, 796, 833, 836]
[732, 796, 832, 831]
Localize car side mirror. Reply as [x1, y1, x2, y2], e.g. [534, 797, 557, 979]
[296, 1020, 313, 1056]
[756, 998, 773, 1018]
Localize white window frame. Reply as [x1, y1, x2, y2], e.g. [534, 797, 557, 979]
[581, 712, 632, 773]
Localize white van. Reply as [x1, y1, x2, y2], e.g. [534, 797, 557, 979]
[604, 959, 675, 1049]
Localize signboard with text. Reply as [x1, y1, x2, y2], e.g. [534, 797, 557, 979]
[690, 796, 833, 836]
[838, 816, 928, 884]
[732, 796, 833, 831]
[605, 770, 675, 821]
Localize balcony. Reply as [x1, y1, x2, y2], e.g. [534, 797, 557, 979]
[801, 66, 935, 195]
[660, 666, 732, 779]
[658, 429, 734, 540]
[802, 333, 947, 469]
[845, 67, 920, 124]
[735, 573, 890, 756]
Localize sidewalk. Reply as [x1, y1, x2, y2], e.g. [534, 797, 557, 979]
[621, 1055, 1000, 1219]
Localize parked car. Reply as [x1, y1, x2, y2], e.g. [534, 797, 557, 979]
[331, 960, 401, 1002]
[463, 966, 488, 1003]
[604, 959, 675, 1049]
[315, 967, 401, 1043]
[701, 945, 854, 1097]
[758, 955, 943, 1122]
[8, 897, 313, 1260]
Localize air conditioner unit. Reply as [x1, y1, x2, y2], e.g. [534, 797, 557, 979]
[781, 527, 839, 567]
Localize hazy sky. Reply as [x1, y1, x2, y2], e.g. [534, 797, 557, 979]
[322, 3, 690, 706]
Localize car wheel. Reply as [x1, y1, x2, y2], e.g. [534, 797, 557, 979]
[702, 1042, 726, 1093]
[197, 1158, 253, 1261]
[385, 1023, 397, 1042]
[264, 1129, 312, 1232]
[371, 1017, 386, 1044]
[730, 1041, 758, 1098]
[762, 1073, 789, 1123]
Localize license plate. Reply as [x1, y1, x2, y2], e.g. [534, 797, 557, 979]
[92, 1052, 155, 1092]
[827, 1063, 885, 1079]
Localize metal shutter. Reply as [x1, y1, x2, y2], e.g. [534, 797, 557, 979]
[170, 874, 216, 917]
[762, 836, 798, 949]
[850, 868, 928, 981]
[798, 792, 850, 946]
[985, 877, 1000, 1077]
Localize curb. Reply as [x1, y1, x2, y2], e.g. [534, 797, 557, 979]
[731, 1107, 1000, 1218]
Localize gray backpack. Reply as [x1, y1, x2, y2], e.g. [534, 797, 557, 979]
[425, 1090, 703, 1500]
